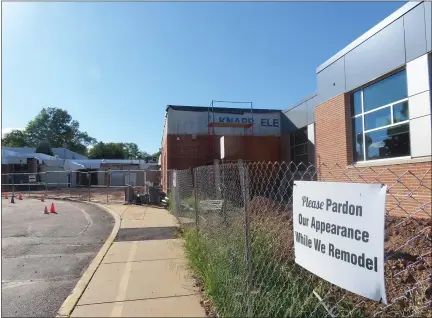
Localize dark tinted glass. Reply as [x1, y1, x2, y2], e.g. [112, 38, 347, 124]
[351, 91, 362, 116]
[352, 116, 364, 162]
[294, 154, 309, 165]
[365, 123, 410, 160]
[294, 127, 308, 145]
[393, 101, 409, 123]
[363, 70, 408, 112]
[364, 107, 391, 131]
[294, 144, 308, 155]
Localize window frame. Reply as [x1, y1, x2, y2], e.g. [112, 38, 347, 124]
[290, 126, 310, 166]
[351, 70, 410, 163]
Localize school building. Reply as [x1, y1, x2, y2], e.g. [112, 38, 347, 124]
[161, 1, 431, 202]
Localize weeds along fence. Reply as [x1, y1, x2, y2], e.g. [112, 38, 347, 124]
[170, 160, 431, 317]
[1, 170, 162, 203]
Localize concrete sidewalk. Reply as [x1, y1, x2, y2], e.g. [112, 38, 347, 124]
[70, 204, 205, 317]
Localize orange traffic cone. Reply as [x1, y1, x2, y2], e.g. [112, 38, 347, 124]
[50, 203, 56, 214]
[5, 192, 8, 199]
[44, 206, 49, 214]
[18, 193, 23, 200]
[41, 193, 45, 202]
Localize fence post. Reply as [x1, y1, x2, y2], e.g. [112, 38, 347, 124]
[214, 159, 221, 199]
[144, 170, 147, 195]
[192, 168, 199, 230]
[88, 171, 91, 202]
[172, 170, 178, 216]
[221, 159, 227, 224]
[238, 159, 252, 317]
[12, 166, 15, 199]
[106, 171, 109, 203]
[57, 171, 60, 190]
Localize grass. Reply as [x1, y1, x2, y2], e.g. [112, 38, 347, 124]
[183, 196, 196, 210]
[167, 192, 173, 211]
[182, 221, 365, 317]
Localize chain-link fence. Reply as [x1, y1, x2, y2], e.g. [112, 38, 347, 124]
[1, 170, 162, 203]
[170, 160, 431, 317]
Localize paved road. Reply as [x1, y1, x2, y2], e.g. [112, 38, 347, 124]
[1, 198, 114, 317]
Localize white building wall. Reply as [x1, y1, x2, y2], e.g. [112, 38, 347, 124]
[407, 54, 432, 158]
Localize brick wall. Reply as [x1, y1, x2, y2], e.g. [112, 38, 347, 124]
[167, 135, 215, 170]
[280, 134, 291, 162]
[223, 136, 280, 162]
[315, 93, 431, 218]
[315, 93, 352, 167]
[162, 137, 169, 192]
[161, 134, 281, 192]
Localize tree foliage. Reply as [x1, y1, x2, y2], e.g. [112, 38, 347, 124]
[87, 142, 126, 159]
[2, 130, 29, 147]
[87, 142, 150, 159]
[2, 108, 96, 155]
[35, 141, 54, 156]
[151, 150, 161, 159]
[25, 108, 96, 154]
[124, 143, 149, 159]
[2, 107, 153, 159]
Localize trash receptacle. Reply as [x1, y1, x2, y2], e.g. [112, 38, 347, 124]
[148, 186, 160, 205]
[125, 186, 134, 203]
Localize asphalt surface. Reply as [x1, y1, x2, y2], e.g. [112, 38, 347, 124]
[1, 198, 114, 317]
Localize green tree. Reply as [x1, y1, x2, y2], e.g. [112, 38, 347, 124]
[150, 150, 161, 158]
[87, 142, 127, 159]
[35, 141, 54, 156]
[124, 143, 149, 159]
[25, 107, 96, 154]
[1, 130, 29, 147]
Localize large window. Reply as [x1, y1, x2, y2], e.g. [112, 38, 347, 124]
[290, 127, 309, 165]
[352, 70, 410, 162]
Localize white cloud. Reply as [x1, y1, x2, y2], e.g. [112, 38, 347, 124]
[369, 141, 384, 149]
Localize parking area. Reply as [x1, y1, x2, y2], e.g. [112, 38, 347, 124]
[1, 198, 114, 317]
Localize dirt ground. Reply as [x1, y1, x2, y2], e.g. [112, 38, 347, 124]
[248, 196, 432, 317]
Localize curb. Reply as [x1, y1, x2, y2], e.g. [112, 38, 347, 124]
[56, 201, 121, 317]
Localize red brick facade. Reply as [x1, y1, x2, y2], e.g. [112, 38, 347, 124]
[315, 93, 431, 218]
[161, 134, 281, 192]
[315, 93, 352, 167]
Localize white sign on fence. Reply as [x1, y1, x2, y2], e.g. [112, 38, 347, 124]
[220, 136, 225, 159]
[293, 181, 387, 303]
[173, 171, 177, 187]
[29, 175, 36, 183]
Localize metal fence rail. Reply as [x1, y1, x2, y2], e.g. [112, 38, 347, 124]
[170, 160, 431, 317]
[1, 170, 162, 203]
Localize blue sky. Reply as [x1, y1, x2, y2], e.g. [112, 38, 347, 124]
[2, 1, 405, 153]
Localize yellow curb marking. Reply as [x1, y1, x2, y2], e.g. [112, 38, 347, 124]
[110, 241, 138, 317]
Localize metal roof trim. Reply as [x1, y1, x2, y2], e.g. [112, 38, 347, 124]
[316, 1, 422, 73]
[166, 105, 282, 114]
[283, 92, 318, 113]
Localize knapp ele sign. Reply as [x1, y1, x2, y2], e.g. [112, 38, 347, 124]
[216, 116, 279, 127]
[293, 181, 387, 303]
